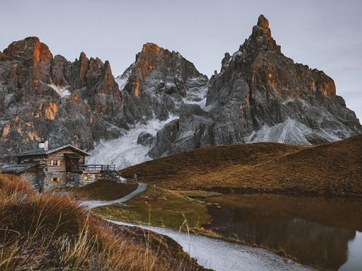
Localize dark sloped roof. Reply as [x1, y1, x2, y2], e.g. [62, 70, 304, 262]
[0, 162, 39, 174]
[17, 144, 90, 157]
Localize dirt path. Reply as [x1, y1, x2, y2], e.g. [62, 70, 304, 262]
[79, 182, 147, 210]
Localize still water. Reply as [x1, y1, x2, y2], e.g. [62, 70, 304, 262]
[205, 194, 362, 271]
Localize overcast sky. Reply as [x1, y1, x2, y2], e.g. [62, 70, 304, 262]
[1, 0, 361, 120]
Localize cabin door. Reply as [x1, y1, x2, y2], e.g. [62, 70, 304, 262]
[65, 156, 80, 172]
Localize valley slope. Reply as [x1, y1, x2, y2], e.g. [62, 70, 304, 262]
[119, 134, 362, 198]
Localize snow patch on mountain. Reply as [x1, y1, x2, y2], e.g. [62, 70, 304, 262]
[86, 115, 178, 169]
[48, 84, 70, 98]
[115, 64, 133, 91]
[245, 118, 342, 144]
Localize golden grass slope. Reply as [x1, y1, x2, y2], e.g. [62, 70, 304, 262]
[0, 174, 210, 271]
[120, 134, 362, 197]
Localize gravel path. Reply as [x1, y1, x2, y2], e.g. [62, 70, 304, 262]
[79, 182, 147, 209]
[111, 221, 316, 271]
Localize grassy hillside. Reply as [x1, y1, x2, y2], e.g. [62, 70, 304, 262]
[120, 134, 362, 197]
[0, 174, 209, 271]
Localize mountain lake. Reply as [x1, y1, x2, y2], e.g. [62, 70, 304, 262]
[204, 193, 362, 270]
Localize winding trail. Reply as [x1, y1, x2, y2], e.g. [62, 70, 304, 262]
[79, 182, 147, 210]
[79, 182, 316, 270]
[111, 221, 315, 271]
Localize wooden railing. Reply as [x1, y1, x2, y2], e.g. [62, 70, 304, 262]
[68, 164, 124, 182]
[78, 164, 116, 172]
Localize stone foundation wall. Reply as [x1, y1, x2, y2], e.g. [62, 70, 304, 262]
[66, 172, 102, 188]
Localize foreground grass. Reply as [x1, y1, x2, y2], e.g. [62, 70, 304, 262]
[69, 179, 138, 200]
[93, 185, 212, 233]
[0, 174, 209, 271]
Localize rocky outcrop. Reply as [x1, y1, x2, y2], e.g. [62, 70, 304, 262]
[0, 38, 208, 158]
[148, 15, 362, 158]
[206, 14, 361, 145]
[1, 16, 361, 164]
[118, 43, 208, 124]
[0, 37, 125, 155]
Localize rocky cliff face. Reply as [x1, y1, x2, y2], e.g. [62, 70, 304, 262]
[1, 15, 361, 166]
[117, 43, 208, 124]
[0, 37, 126, 155]
[0, 38, 208, 159]
[148, 15, 362, 158]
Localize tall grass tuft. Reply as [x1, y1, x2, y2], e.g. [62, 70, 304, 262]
[0, 174, 208, 270]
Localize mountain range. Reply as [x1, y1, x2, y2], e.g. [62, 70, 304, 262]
[0, 15, 361, 167]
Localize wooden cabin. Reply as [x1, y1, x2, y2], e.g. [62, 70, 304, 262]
[17, 144, 90, 192]
[0, 144, 123, 192]
[1, 142, 126, 192]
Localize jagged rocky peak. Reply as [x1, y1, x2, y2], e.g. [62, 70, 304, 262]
[0, 36, 126, 155]
[134, 43, 203, 82]
[247, 14, 281, 53]
[0, 36, 53, 94]
[148, 15, 361, 159]
[127, 42, 207, 97]
[118, 42, 208, 123]
[219, 15, 336, 98]
[1, 36, 52, 62]
[207, 14, 361, 144]
[220, 14, 280, 73]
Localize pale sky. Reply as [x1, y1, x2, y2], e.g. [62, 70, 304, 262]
[1, 0, 361, 121]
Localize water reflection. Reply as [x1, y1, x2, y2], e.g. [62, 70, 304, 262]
[205, 194, 362, 270]
[340, 232, 362, 271]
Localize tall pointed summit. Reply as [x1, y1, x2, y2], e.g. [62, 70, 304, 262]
[148, 15, 361, 159]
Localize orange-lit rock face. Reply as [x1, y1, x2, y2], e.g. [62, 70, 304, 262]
[96, 61, 117, 95]
[1, 115, 40, 144]
[44, 102, 58, 120]
[136, 43, 161, 79]
[129, 43, 163, 97]
[318, 79, 336, 97]
[1, 123, 10, 138]
[128, 42, 204, 100]
[249, 51, 337, 100]
[33, 39, 52, 64]
[133, 80, 140, 97]
[26, 130, 39, 141]
[257, 14, 269, 28]
[3, 37, 53, 92]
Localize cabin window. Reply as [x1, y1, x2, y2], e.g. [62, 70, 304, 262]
[51, 160, 61, 166]
[50, 177, 60, 182]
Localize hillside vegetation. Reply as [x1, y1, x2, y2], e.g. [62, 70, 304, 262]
[120, 134, 362, 197]
[0, 174, 209, 271]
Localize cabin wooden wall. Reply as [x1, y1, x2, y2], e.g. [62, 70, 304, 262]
[16, 147, 91, 192]
[42, 148, 86, 191]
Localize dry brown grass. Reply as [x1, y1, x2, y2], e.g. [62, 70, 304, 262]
[0, 174, 209, 271]
[120, 134, 362, 197]
[70, 179, 139, 200]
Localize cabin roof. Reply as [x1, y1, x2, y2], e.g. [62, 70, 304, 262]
[17, 144, 91, 157]
[0, 162, 39, 174]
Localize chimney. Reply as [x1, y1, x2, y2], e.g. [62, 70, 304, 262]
[38, 141, 45, 149]
[44, 140, 49, 151]
[39, 139, 49, 151]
